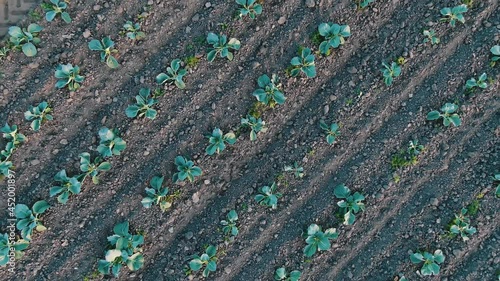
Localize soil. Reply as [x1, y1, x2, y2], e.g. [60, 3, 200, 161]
[0, 0, 499, 281]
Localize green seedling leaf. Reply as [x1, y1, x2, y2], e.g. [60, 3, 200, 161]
[97, 127, 127, 157]
[236, 0, 262, 19]
[156, 59, 187, 89]
[303, 224, 338, 257]
[88, 37, 119, 68]
[241, 114, 267, 141]
[252, 74, 285, 106]
[206, 32, 241, 62]
[42, 0, 71, 23]
[440, 5, 468, 27]
[8, 24, 43, 57]
[381, 61, 401, 86]
[55, 63, 84, 91]
[289, 48, 316, 78]
[206, 128, 236, 155]
[410, 249, 445, 276]
[14, 200, 49, 241]
[172, 156, 202, 183]
[255, 182, 282, 209]
[274, 267, 301, 281]
[141, 175, 174, 212]
[189, 245, 218, 278]
[334, 184, 365, 225]
[317, 22, 351, 55]
[426, 103, 461, 127]
[123, 21, 145, 41]
[126, 88, 158, 120]
[24, 101, 53, 131]
[220, 210, 239, 237]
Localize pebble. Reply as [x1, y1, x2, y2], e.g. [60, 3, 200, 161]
[30, 159, 40, 166]
[306, 0, 315, 8]
[185, 231, 193, 240]
[192, 192, 200, 203]
[83, 30, 91, 38]
[347, 66, 358, 74]
[192, 14, 200, 22]
[430, 198, 439, 206]
[205, 2, 211, 8]
[278, 16, 286, 25]
[60, 139, 68, 145]
[324, 105, 329, 114]
[93, 5, 101, 11]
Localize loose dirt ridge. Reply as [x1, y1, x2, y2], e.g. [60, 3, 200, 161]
[0, 0, 499, 280]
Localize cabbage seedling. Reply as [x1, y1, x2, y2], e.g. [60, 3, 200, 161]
[97, 127, 127, 157]
[123, 21, 145, 41]
[172, 156, 202, 183]
[14, 200, 50, 241]
[303, 224, 338, 257]
[0, 142, 14, 177]
[24, 101, 53, 131]
[220, 210, 239, 237]
[423, 30, 440, 45]
[252, 74, 285, 106]
[319, 120, 339, 145]
[426, 103, 461, 127]
[98, 221, 144, 277]
[189, 245, 217, 278]
[466, 73, 488, 90]
[125, 88, 158, 120]
[206, 128, 236, 155]
[156, 59, 187, 89]
[0, 234, 29, 266]
[491, 45, 499, 67]
[241, 115, 267, 141]
[255, 182, 282, 209]
[206, 32, 241, 62]
[410, 250, 445, 276]
[449, 208, 476, 241]
[284, 162, 304, 179]
[54, 63, 84, 91]
[334, 184, 365, 225]
[391, 140, 424, 169]
[494, 174, 500, 198]
[88, 37, 119, 68]
[49, 169, 82, 204]
[317, 23, 351, 55]
[1, 123, 27, 146]
[42, 0, 71, 23]
[381, 62, 401, 86]
[141, 176, 173, 212]
[290, 48, 316, 78]
[8, 24, 43, 57]
[274, 267, 301, 281]
[356, 0, 375, 9]
[236, 0, 262, 19]
[440, 5, 468, 27]
[79, 152, 111, 184]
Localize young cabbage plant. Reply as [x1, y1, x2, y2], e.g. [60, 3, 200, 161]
[42, 0, 71, 23]
[88, 37, 119, 68]
[206, 33, 241, 62]
[14, 200, 50, 241]
[381, 62, 401, 86]
[0, 142, 14, 177]
[24, 101, 53, 131]
[290, 48, 316, 78]
[220, 210, 239, 237]
[410, 250, 445, 276]
[206, 128, 236, 155]
[494, 174, 500, 198]
[252, 74, 285, 106]
[423, 30, 440, 45]
[54, 63, 84, 91]
[1, 123, 27, 146]
[172, 156, 202, 183]
[8, 24, 43, 57]
[0, 234, 29, 266]
[303, 224, 338, 257]
[189, 245, 218, 278]
[123, 21, 145, 41]
[356, 0, 375, 9]
[334, 184, 365, 225]
[125, 88, 158, 120]
[98, 221, 144, 277]
[284, 162, 304, 179]
[449, 208, 476, 241]
[49, 169, 82, 204]
[317, 23, 351, 55]
[97, 127, 127, 157]
[440, 5, 468, 27]
[466, 73, 488, 90]
[274, 267, 301, 281]
[255, 182, 282, 209]
[156, 59, 187, 89]
[141, 176, 173, 212]
[426, 103, 461, 127]
[236, 0, 262, 19]
[241, 115, 267, 141]
[491, 45, 499, 67]
[79, 152, 111, 184]
[319, 120, 339, 145]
